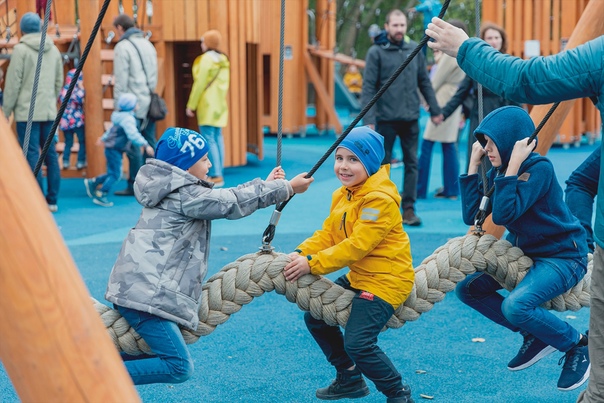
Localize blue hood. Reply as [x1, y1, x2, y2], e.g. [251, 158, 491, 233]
[474, 106, 536, 168]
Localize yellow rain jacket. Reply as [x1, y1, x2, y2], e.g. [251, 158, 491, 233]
[186, 50, 230, 127]
[296, 165, 414, 308]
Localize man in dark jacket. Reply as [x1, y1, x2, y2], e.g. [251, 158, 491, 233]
[361, 9, 443, 226]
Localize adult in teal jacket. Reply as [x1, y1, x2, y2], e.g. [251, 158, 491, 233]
[426, 17, 604, 402]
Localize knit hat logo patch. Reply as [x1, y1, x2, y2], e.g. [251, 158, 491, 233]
[155, 127, 210, 171]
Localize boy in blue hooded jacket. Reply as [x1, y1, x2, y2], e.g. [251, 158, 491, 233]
[457, 106, 590, 392]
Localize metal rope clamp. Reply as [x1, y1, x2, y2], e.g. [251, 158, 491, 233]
[472, 195, 490, 236]
[259, 210, 282, 254]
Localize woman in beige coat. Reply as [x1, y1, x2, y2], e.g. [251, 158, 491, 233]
[417, 21, 467, 200]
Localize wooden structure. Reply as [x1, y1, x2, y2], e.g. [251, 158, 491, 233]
[482, 0, 601, 146]
[0, 107, 140, 401]
[3, 0, 339, 178]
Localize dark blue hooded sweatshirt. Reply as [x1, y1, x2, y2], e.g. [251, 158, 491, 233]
[459, 106, 587, 259]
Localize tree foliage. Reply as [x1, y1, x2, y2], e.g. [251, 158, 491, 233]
[310, 0, 478, 63]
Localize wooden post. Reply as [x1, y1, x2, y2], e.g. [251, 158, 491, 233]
[0, 115, 140, 400]
[476, 0, 604, 239]
[81, 0, 105, 178]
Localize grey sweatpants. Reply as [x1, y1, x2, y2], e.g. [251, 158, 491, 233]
[577, 246, 604, 402]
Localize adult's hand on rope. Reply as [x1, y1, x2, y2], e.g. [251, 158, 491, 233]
[283, 252, 311, 282]
[288, 173, 314, 194]
[266, 166, 285, 181]
[425, 17, 469, 58]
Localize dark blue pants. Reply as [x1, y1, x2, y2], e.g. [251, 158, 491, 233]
[123, 118, 156, 189]
[95, 148, 123, 193]
[17, 121, 61, 205]
[304, 275, 403, 397]
[62, 126, 86, 165]
[417, 139, 460, 198]
[377, 120, 419, 209]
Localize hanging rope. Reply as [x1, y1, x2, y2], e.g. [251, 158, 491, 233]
[92, 233, 591, 355]
[52, 0, 60, 38]
[22, 0, 53, 159]
[260, 0, 453, 248]
[276, 0, 285, 167]
[33, 0, 113, 178]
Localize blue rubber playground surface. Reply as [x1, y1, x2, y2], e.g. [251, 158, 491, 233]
[0, 121, 598, 403]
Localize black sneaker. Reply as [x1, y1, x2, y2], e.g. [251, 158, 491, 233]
[315, 369, 370, 400]
[557, 339, 590, 391]
[508, 333, 556, 371]
[386, 384, 415, 403]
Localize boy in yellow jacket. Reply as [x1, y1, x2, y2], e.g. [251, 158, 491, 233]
[284, 126, 415, 403]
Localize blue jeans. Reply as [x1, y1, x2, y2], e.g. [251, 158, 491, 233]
[565, 146, 599, 253]
[17, 121, 61, 205]
[62, 126, 86, 165]
[455, 256, 587, 352]
[199, 125, 224, 178]
[116, 305, 194, 385]
[95, 148, 123, 193]
[122, 119, 156, 190]
[304, 275, 403, 397]
[417, 139, 460, 198]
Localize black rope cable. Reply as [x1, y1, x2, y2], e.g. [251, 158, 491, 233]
[260, 0, 453, 248]
[276, 0, 285, 166]
[22, 0, 53, 159]
[33, 0, 113, 178]
[472, 102, 561, 232]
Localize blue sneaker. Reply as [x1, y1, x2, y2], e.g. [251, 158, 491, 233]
[557, 337, 590, 391]
[93, 191, 114, 207]
[508, 333, 556, 371]
[84, 178, 97, 199]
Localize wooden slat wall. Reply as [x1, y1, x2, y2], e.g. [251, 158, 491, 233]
[482, 0, 601, 145]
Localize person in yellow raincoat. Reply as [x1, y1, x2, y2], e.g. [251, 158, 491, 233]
[284, 126, 416, 403]
[186, 30, 230, 187]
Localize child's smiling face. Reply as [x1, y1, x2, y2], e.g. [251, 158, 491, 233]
[187, 153, 212, 180]
[334, 147, 369, 187]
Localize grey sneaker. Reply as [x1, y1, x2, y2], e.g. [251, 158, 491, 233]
[403, 208, 422, 226]
[316, 368, 370, 400]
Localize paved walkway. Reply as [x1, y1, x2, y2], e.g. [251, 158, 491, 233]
[0, 131, 598, 403]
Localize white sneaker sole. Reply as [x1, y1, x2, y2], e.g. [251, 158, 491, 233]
[508, 345, 557, 371]
[558, 363, 591, 391]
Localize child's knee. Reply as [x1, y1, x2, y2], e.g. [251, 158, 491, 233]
[501, 296, 527, 325]
[169, 358, 194, 384]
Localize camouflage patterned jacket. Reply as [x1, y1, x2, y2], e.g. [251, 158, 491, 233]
[105, 159, 294, 330]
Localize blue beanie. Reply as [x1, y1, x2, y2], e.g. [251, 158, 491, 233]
[155, 127, 210, 171]
[338, 126, 385, 176]
[20, 12, 41, 35]
[117, 93, 137, 112]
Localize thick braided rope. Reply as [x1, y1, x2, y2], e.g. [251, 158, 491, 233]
[92, 233, 591, 355]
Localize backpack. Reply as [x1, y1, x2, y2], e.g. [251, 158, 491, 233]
[103, 124, 131, 152]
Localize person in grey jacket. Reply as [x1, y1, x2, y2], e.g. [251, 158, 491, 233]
[5, 12, 63, 212]
[105, 127, 314, 385]
[112, 14, 158, 196]
[361, 9, 443, 226]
